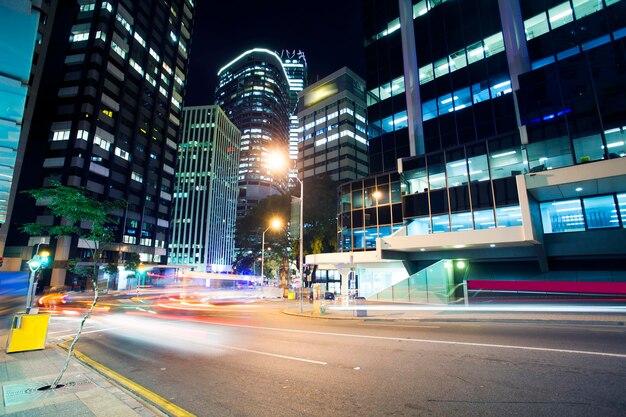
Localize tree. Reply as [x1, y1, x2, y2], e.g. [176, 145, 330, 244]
[21, 180, 125, 389]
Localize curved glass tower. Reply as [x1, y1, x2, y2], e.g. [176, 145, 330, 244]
[216, 48, 291, 217]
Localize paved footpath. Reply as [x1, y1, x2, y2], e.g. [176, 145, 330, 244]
[0, 331, 185, 417]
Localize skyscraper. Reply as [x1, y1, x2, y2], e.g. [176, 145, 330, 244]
[4, 0, 194, 288]
[169, 105, 240, 272]
[280, 50, 308, 183]
[215, 48, 291, 217]
[306, 0, 626, 302]
[297, 67, 369, 181]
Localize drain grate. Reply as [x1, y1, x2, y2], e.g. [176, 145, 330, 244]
[3, 377, 96, 407]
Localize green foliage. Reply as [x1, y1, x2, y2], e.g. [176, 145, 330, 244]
[103, 262, 119, 276]
[21, 180, 125, 245]
[124, 252, 141, 272]
[233, 175, 339, 273]
[67, 258, 92, 278]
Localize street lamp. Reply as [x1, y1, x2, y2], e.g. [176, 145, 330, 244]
[261, 218, 282, 283]
[267, 151, 305, 313]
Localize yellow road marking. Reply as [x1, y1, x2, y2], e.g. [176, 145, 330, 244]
[58, 340, 196, 417]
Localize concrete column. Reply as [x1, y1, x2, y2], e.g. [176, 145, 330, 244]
[338, 267, 352, 307]
[50, 236, 72, 287]
[398, 0, 424, 156]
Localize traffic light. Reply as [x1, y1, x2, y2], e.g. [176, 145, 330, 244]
[40, 250, 50, 267]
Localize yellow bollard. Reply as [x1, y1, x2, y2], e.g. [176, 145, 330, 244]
[6, 313, 50, 353]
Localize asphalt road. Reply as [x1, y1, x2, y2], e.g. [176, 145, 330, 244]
[47, 300, 626, 417]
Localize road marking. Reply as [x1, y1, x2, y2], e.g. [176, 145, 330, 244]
[204, 322, 626, 359]
[365, 324, 441, 329]
[58, 341, 196, 417]
[214, 343, 327, 365]
[48, 327, 119, 336]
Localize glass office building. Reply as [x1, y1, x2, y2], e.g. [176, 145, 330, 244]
[297, 67, 369, 181]
[280, 50, 308, 186]
[4, 0, 194, 288]
[169, 105, 240, 272]
[307, 0, 626, 301]
[215, 48, 291, 217]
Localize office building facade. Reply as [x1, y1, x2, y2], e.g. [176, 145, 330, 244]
[280, 50, 308, 184]
[215, 48, 291, 217]
[4, 0, 194, 287]
[169, 105, 240, 272]
[297, 67, 369, 181]
[307, 0, 626, 302]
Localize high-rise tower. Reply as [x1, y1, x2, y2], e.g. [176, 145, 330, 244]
[216, 48, 291, 217]
[169, 105, 240, 272]
[280, 50, 308, 179]
[4, 0, 194, 287]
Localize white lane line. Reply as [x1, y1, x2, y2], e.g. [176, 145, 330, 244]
[49, 327, 120, 336]
[214, 343, 327, 365]
[204, 322, 626, 359]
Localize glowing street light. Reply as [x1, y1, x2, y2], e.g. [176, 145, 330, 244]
[261, 218, 282, 282]
[267, 151, 305, 313]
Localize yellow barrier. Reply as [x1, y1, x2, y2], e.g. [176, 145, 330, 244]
[6, 313, 50, 353]
[287, 292, 295, 300]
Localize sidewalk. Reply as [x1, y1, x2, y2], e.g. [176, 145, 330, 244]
[0, 331, 167, 417]
[283, 300, 626, 325]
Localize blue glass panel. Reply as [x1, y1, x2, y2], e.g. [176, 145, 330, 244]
[583, 195, 618, 229]
[432, 214, 450, 233]
[496, 205, 523, 227]
[473, 208, 495, 229]
[407, 216, 431, 235]
[450, 212, 473, 231]
[540, 199, 584, 233]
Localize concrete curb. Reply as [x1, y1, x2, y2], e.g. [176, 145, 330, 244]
[57, 340, 196, 417]
[282, 310, 626, 326]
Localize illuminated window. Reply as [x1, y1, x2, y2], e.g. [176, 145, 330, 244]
[52, 130, 70, 141]
[133, 31, 146, 48]
[111, 41, 127, 59]
[131, 172, 143, 183]
[93, 135, 111, 151]
[116, 13, 132, 33]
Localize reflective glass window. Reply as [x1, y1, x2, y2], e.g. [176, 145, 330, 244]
[341, 230, 352, 251]
[352, 188, 363, 208]
[524, 12, 549, 41]
[428, 159, 446, 190]
[573, 134, 604, 163]
[490, 78, 511, 98]
[540, 199, 585, 233]
[583, 195, 618, 229]
[419, 63, 434, 84]
[353, 229, 364, 249]
[467, 154, 490, 182]
[618, 194, 626, 228]
[446, 157, 469, 187]
[434, 57, 449, 78]
[484, 32, 505, 56]
[449, 48, 467, 72]
[407, 216, 431, 235]
[473, 208, 495, 229]
[422, 98, 438, 121]
[489, 147, 526, 180]
[472, 82, 490, 104]
[525, 136, 573, 172]
[573, 0, 603, 19]
[467, 41, 485, 64]
[603, 127, 626, 158]
[391, 181, 402, 203]
[432, 214, 450, 233]
[496, 205, 523, 228]
[548, 3, 574, 30]
[364, 187, 377, 208]
[340, 190, 351, 212]
[365, 227, 377, 249]
[438, 93, 455, 115]
[451, 212, 473, 232]
[378, 225, 392, 238]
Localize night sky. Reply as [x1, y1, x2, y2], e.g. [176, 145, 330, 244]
[184, 0, 366, 106]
